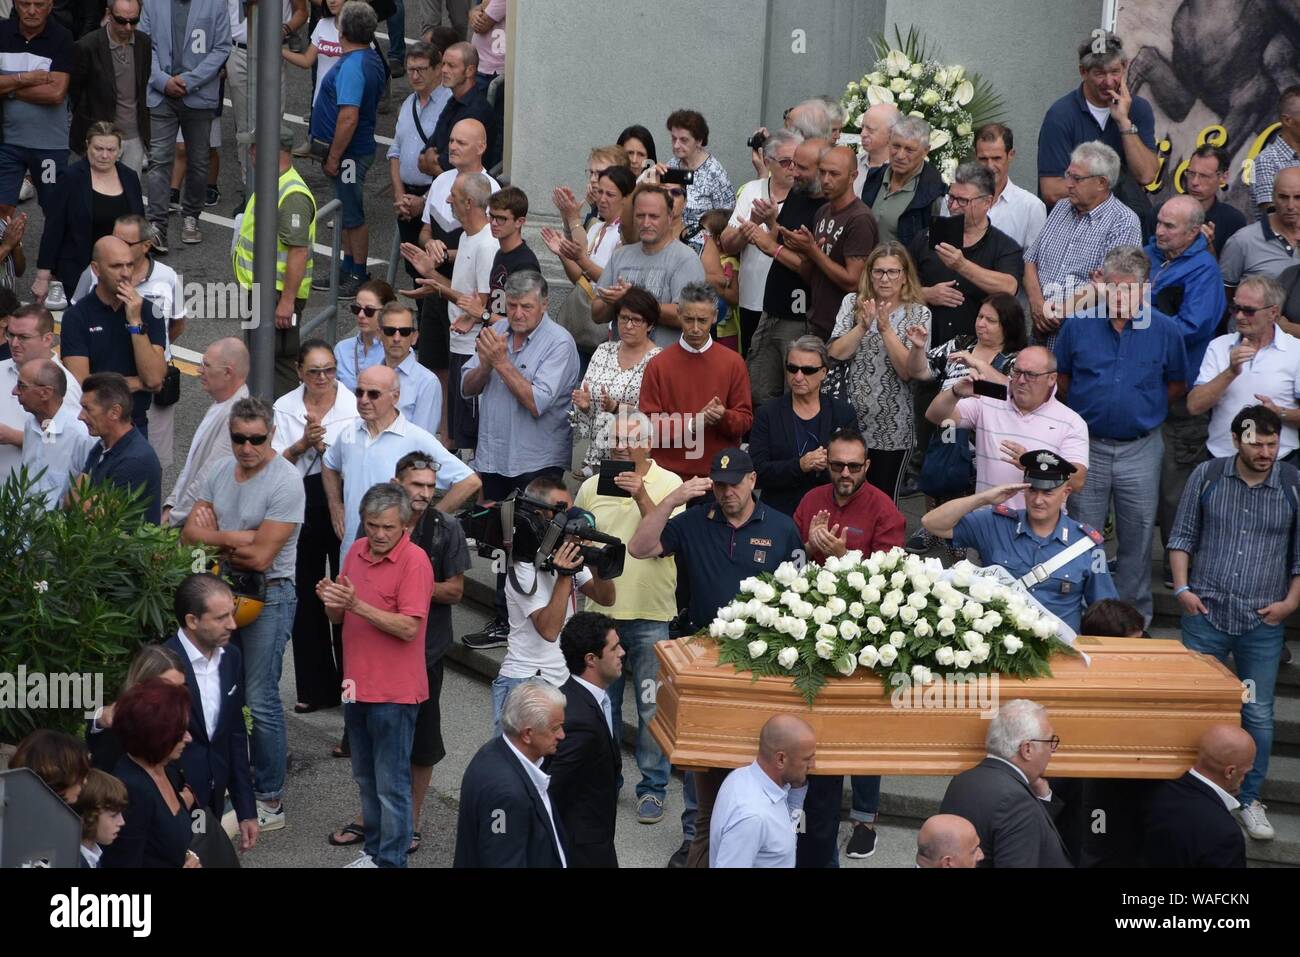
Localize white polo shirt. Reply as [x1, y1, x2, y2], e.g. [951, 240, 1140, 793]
[1196, 327, 1300, 457]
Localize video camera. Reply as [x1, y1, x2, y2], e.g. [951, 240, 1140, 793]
[459, 492, 625, 580]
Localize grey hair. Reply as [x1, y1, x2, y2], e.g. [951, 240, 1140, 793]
[1078, 31, 1125, 71]
[677, 281, 716, 312]
[952, 161, 996, 198]
[785, 334, 828, 365]
[1238, 275, 1286, 310]
[818, 95, 846, 126]
[405, 39, 437, 66]
[1163, 194, 1206, 229]
[985, 699, 1048, 761]
[359, 481, 412, 524]
[500, 678, 566, 738]
[1071, 141, 1120, 189]
[229, 395, 274, 431]
[1101, 244, 1151, 282]
[338, 0, 378, 43]
[457, 171, 492, 209]
[787, 99, 833, 140]
[891, 115, 931, 148]
[762, 127, 803, 161]
[504, 269, 549, 302]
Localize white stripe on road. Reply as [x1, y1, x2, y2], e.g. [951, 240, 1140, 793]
[223, 99, 396, 146]
[195, 208, 388, 266]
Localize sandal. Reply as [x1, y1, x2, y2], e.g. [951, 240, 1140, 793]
[407, 830, 422, 855]
[328, 822, 365, 846]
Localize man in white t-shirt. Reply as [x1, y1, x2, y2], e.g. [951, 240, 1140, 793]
[402, 170, 497, 451]
[492, 476, 616, 734]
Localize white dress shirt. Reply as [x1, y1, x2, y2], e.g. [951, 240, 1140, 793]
[572, 674, 613, 737]
[502, 734, 567, 867]
[271, 382, 359, 478]
[678, 334, 714, 355]
[1188, 768, 1241, 812]
[177, 629, 224, 741]
[80, 842, 103, 868]
[709, 760, 806, 868]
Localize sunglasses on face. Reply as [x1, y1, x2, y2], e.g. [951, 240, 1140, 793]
[111, 13, 140, 24]
[355, 388, 386, 400]
[1229, 303, 1269, 317]
[350, 303, 379, 317]
[303, 366, 336, 377]
[786, 363, 824, 376]
[381, 325, 415, 337]
[828, 461, 865, 473]
[230, 432, 269, 445]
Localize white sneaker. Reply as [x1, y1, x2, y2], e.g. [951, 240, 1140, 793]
[343, 852, 377, 868]
[256, 799, 286, 831]
[1236, 800, 1275, 840]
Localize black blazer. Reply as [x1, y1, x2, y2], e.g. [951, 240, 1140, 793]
[1142, 771, 1246, 868]
[454, 735, 568, 868]
[37, 158, 144, 288]
[69, 26, 153, 149]
[859, 160, 948, 249]
[939, 757, 1073, 868]
[543, 677, 621, 868]
[164, 635, 257, 824]
[100, 756, 192, 868]
[750, 393, 857, 516]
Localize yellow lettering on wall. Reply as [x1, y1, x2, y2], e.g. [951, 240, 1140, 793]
[1147, 138, 1173, 193]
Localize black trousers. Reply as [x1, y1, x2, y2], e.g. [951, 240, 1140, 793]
[737, 307, 762, 360]
[290, 473, 343, 707]
[796, 774, 843, 867]
[865, 447, 913, 504]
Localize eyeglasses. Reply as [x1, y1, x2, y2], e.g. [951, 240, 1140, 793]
[406, 64, 432, 74]
[111, 13, 140, 24]
[3, 330, 38, 341]
[399, 458, 439, 472]
[785, 363, 824, 376]
[1229, 303, 1270, 317]
[13, 380, 42, 391]
[618, 314, 648, 325]
[828, 461, 866, 473]
[303, 366, 336, 377]
[1029, 735, 1061, 752]
[775, 157, 797, 168]
[230, 432, 269, 445]
[871, 268, 903, 279]
[1009, 368, 1052, 382]
[488, 213, 514, 225]
[354, 388, 386, 400]
[350, 303, 380, 317]
[946, 192, 988, 209]
[1063, 172, 1102, 184]
[381, 325, 415, 337]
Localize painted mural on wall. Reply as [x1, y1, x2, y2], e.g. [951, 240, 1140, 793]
[1119, 0, 1300, 211]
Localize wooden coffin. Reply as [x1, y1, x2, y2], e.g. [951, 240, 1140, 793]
[649, 636, 1245, 778]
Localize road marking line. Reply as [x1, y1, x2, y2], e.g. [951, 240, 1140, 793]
[196, 209, 387, 266]
[223, 99, 396, 146]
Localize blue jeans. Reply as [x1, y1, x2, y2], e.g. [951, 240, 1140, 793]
[345, 701, 418, 868]
[1181, 613, 1283, 805]
[606, 618, 671, 802]
[331, 151, 376, 230]
[849, 775, 880, 823]
[491, 673, 530, 737]
[238, 579, 297, 802]
[1068, 431, 1163, 623]
[0, 144, 68, 209]
[386, 0, 405, 62]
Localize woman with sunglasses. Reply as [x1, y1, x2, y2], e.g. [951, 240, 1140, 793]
[273, 338, 358, 714]
[828, 242, 932, 502]
[748, 335, 855, 516]
[333, 278, 394, 389]
[570, 286, 661, 476]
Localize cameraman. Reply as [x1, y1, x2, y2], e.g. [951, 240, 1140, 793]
[492, 476, 616, 734]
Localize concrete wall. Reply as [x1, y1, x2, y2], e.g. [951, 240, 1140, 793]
[506, 0, 1106, 216]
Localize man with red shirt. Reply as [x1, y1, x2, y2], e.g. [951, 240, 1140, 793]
[318, 482, 435, 869]
[793, 427, 906, 563]
[638, 282, 753, 480]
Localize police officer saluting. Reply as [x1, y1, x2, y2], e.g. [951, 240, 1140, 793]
[921, 449, 1118, 632]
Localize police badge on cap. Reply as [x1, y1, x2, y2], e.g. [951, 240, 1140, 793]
[1018, 449, 1077, 490]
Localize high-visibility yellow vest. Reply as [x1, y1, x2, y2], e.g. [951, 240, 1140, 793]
[232, 166, 316, 299]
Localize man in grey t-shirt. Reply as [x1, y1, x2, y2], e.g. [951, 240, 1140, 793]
[179, 396, 305, 831]
[591, 185, 707, 348]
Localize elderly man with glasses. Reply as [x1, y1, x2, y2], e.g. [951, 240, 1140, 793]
[0, 304, 81, 482]
[377, 301, 441, 436]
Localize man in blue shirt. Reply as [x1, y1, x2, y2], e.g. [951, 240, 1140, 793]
[76, 371, 161, 524]
[1037, 31, 1158, 229]
[922, 450, 1118, 633]
[310, 0, 386, 298]
[1055, 245, 1188, 623]
[1147, 195, 1227, 581]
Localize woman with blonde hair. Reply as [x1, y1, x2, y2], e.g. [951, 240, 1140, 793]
[827, 241, 931, 501]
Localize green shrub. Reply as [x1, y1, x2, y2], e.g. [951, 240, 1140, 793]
[0, 468, 209, 743]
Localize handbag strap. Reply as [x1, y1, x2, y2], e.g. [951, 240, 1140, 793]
[411, 94, 433, 148]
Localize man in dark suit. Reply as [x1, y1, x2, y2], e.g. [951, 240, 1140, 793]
[939, 698, 1072, 868]
[164, 573, 259, 852]
[545, 611, 624, 868]
[68, 0, 151, 172]
[1143, 724, 1254, 868]
[454, 678, 569, 867]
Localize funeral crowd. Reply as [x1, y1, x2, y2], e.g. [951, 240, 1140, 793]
[2, 8, 1299, 870]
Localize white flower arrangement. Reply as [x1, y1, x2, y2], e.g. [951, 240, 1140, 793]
[709, 547, 1071, 705]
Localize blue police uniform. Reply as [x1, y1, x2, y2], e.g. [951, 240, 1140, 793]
[952, 505, 1118, 632]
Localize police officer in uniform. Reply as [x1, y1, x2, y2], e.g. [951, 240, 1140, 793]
[921, 449, 1119, 632]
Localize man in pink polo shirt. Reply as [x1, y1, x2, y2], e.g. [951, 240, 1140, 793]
[925, 345, 1089, 509]
[318, 482, 434, 868]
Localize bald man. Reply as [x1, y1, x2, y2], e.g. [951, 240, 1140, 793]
[709, 715, 816, 868]
[854, 103, 901, 196]
[780, 145, 877, 340]
[422, 119, 501, 235]
[1142, 725, 1255, 867]
[916, 814, 983, 868]
[163, 338, 252, 526]
[15, 358, 96, 509]
[59, 236, 167, 436]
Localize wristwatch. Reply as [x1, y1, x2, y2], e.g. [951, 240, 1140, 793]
[126, 324, 145, 335]
[480, 310, 492, 326]
[1121, 125, 1140, 136]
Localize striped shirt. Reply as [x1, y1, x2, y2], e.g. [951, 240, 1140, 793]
[1167, 456, 1300, 635]
[1249, 136, 1300, 210]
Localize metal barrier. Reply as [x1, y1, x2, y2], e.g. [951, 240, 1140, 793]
[387, 221, 402, 288]
[299, 197, 344, 342]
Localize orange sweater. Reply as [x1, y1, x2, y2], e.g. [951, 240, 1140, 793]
[638, 343, 753, 479]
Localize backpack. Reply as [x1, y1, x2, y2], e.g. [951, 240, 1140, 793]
[1198, 456, 1300, 525]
